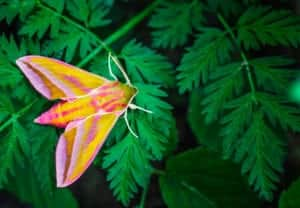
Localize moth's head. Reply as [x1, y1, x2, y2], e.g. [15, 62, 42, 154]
[121, 83, 138, 104]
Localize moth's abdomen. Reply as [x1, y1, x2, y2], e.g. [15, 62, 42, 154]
[34, 104, 67, 127]
[35, 97, 97, 127]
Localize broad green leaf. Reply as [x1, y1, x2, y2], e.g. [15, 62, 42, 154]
[279, 177, 300, 208]
[160, 147, 261, 208]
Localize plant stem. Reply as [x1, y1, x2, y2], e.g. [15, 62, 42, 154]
[37, 1, 112, 53]
[38, 0, 161, 67]
[77, 0, 162, 67]
[152, 168, 165, 176]
[0, 99, 38, 132]
[217, 14, 257, 103]
[138, 181, 150, 208]
[139, 168, 165, 207]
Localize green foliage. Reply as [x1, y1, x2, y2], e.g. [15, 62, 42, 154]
[177, 27, 234, 93]
[237, 6, 300, 50]
[206, 0, 242, 17]
[66, 0, 111, 28]
[165, 0, 300, 202]
[160, 147, 261, 208]
[47, 24, 98, 62]
[148, 0, 203, 48]
[0, 120, 25, 188]
[188, 90, 222, 151]
[19, 9, 62, 38]
[121, 40, 174, 86]
[102, 82, 176, 204]
[279, 177, 300, 208]
[0, 0, 35, 23]
[103, 134, 151, 206]
[7, 155, 78, 208]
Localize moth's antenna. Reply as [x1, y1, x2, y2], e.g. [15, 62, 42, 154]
[109, 53, 132, 86]
[108, 53, 118, 81]
[128, 104, 153, 114]
[124, 110, 138, 138]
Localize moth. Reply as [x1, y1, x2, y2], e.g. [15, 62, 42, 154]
[16, 55, 150, 187]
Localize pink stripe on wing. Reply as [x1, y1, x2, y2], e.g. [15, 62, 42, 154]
[34, 64, 75, 98]
[64, 120, 85, 185]
[16, 59, 51, 99]
[62, 113, 119, 187]
[85, 115, 100, 146]
[63, 75, 91, 93]
[56, 135, 68, 187]
[83, 113, 119, 174]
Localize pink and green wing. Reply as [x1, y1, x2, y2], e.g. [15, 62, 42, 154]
[56, 112, 120, 187]
[16, 55, 108, 100]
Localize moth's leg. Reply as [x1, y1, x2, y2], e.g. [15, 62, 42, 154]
[128, 103, 153, 114]
[108, 53, 118, 81]
[124, 110, 138, 138]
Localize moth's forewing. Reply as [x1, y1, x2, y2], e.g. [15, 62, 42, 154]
[16, 55, 107, 100]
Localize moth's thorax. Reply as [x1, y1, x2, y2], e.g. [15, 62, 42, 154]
[35, 81, 137, 127]
[90, 81, 137, 111]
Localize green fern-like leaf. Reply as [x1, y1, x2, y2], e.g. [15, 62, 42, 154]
[257, 93, 300, 132]
[250, 57, 295, 93]
[89, 53, 121, 79]
[201, 62, 244, 123]
[237, 6, 300, 50]
[134, 83, 172, 119]
[102, 82, 176, 205]
[0, 120, 27, 187]
[42, 0, 65, 12]
[19, 9, 62, 38]
[0, 35, 26, 62]
[121, 40, 174, 86]
[221, 94, 286, 200]
[177, 27, 233, 93]
[66, 0, 111, 28]
[0, 35, 41, 102]
[236, 111, 285, 200]
[26, 123, 57, 195]
[0, 94, 14, 122]
[47, 24, 97, 62]
[102, 134, 152, 206]
[136, 114, 168, 160]
[206, 0, 242, 17]
[0, 0, 35, 24]
[148, 0, 203, 48]
[0, 57, 22, 87]
[221, 93, 254, 157]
